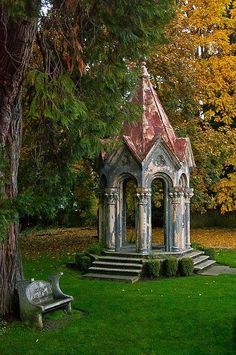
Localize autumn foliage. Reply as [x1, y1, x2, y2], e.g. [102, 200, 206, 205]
[20, 227, 236, 260]
[151, 0, 236, 213]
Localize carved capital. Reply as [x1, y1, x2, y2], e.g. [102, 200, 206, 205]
[136, 188, 151, 205]
[184, 188, 194, 202]
[104, 188, 118, 204]
[169, 189, 183, 204]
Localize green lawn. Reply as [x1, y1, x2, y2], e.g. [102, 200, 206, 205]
[1, 254, 236, 355]
[215, 249, 236, 268]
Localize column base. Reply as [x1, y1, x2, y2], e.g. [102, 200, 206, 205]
[106, 247, 116, 252]
[172, 246, 179, 252]
[136, 248, 150, 255]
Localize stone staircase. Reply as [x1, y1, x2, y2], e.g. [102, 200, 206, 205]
[83, 249, 216, 282]
[187, 250, 216, 273]
[83, 255, 144, 283]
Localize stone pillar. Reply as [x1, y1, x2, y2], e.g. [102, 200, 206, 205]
[169, 189, 182, 252]
[121, 183, 127, 245]
[147, 190, 152, 252]
[104, 188, 118, 251]
[136, 188, 151, 255]
[98, 192, 106, 247]
[184, 188, 194, 249]
[116, 187, 122, 251]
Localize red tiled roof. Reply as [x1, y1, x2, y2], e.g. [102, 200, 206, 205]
[123, 64, 187, 162]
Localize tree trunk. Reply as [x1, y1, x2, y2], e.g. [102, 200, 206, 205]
[0, 5, 38, 317]
[0, 95, 23, 316]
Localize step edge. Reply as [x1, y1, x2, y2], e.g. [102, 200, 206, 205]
[194, 260, 216, 270]
[89, 267, 141, 273]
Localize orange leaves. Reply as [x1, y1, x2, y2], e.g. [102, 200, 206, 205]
[39, 0, 84, 76]
[21, 227, 236, 260]
[191, 228, 236, 248]
[154, 0, 236, 125]
[214, 172, 236, 213]
[62, 20, 84, 75]
[151, 228, 236, 249]
[21, 227, 98, 258]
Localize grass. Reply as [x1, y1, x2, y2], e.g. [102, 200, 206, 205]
[215, 249, 236, 268]
[0, 254, 236, 354]
[1, 227, 236, 354]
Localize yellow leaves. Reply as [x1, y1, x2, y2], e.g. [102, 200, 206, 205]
[191, 228, 236, 248]
[21, 227, 98, 258]
[210, 135, 236, 213]
[21, 227, 236, 259]
[149, 228, 236, 249]
[214, 171, 236, 213]
[226, 153, 236, 167]
[155, 0, 236, 125]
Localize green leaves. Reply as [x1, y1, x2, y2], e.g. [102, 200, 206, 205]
[18, 0, 175, 227]
[26, 71, 87, 128]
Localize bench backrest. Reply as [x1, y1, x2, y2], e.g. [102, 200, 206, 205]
[26, 281, 53, 304]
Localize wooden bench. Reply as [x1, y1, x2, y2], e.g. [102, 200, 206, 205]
[16, 272, 73, 329]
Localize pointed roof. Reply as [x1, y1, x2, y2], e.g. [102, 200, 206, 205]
[123, 63, 188, 163]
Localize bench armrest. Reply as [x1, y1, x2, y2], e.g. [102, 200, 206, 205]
[48, 272, 73, 300]
[16, 279, 43, 314]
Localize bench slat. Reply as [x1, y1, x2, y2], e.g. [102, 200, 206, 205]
[40, 297, 73, 312]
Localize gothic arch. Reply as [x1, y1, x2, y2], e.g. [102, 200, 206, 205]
[179, 173, 188, 189]
[150, 173, 173, 251]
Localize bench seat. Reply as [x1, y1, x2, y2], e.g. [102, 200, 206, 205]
[39, 297, 72, 312]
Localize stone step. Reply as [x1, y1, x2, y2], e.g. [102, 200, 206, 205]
[194, 259, 216, 272]
[97, 255, 143, 264]
[83, 273, 140, 283]
[193, 255, 209, 265]
[89, 267, 141, 276]
[93, 261, 143, 270]
[104, 251, 146, 259]
[185, 250, 205, 259]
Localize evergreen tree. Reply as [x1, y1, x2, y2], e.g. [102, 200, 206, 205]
[0, 0, 175, 316]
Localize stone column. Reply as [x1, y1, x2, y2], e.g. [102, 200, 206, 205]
[104, 188, 118, 251]
[184, 188, 194, 249]
[169, 190, 182, 252]
[136, 188, 151, 255]
[121, 183, 127, 245]
[98, 192, 105, 247]
[147, 190, 152, 252]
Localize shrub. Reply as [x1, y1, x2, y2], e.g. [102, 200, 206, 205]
[75, 252, 85, 267]
[87, 243, 104, 255]
[202, 247, 216, 260]
[144, 259, 161, 279]
[80, 256, 91, 273]
[163, 257, 178, 277]
[193, 245, 216, 260]
[178, 257, 194, 276]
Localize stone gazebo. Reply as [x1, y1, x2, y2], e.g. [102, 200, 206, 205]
[98, 64, 195, 255]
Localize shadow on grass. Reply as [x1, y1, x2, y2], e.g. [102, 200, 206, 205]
[43, 308, 87, 331]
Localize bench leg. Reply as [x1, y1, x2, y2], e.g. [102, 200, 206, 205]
[65, 302, 72, 314]
[35, 313, 43, 329]
[20, 312, 43, 329]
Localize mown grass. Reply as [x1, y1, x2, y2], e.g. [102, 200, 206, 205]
[1, 228, 236, 354]
[0, 254, 236, 355]
[215, 249, 236, 268]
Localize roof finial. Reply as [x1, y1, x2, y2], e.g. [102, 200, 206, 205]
[141, 60, 149, 79]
